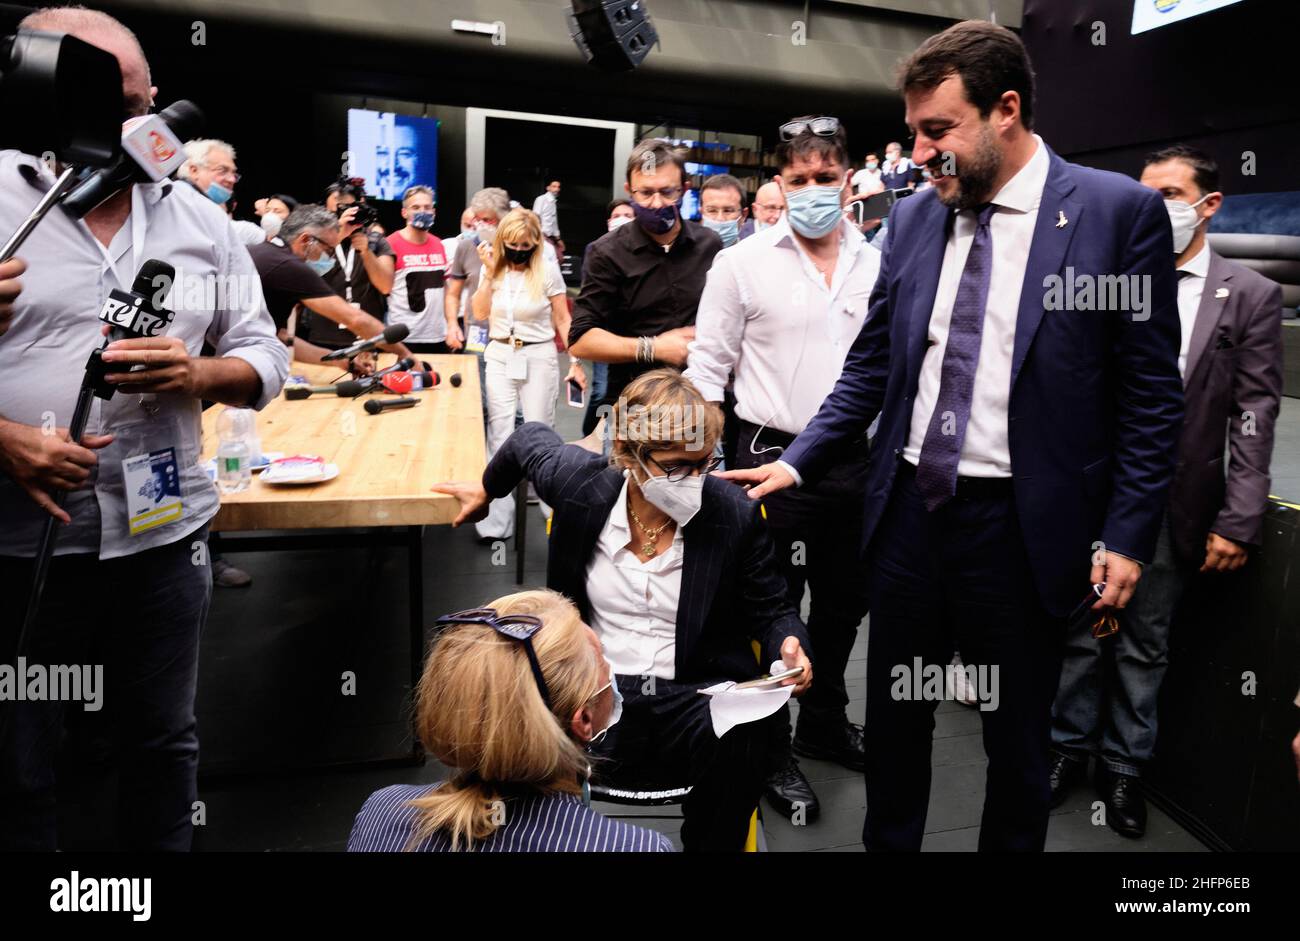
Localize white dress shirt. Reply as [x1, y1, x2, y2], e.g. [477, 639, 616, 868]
[1175, 243, 1210, 378]
[0, 151, 289, 559]
[851, 167, 881, 194]
[584, 478, 684, 680]
[685, 216, 881, 436]
[532, 191, 560, 238]
[902, 134, 1051, 478]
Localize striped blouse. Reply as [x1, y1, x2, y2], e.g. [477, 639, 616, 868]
[347, 783, 676, 853]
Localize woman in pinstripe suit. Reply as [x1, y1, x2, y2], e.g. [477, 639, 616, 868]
[433, 369, 813, 851]
[348, 589, 673, 852]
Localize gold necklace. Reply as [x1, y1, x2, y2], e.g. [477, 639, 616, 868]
[627, 504, 672, 557]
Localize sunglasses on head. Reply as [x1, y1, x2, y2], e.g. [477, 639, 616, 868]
[433, 607, 551, 708]
[779, 116, 841, 141]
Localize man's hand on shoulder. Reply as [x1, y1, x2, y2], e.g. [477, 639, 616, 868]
[713, 462, 796, 501]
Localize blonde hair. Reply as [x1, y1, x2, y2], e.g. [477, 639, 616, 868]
[487, 208, 548, 302]
[407, 589, 602, 850]
[610, 368, 725, 466]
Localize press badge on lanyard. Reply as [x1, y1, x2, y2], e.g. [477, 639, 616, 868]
[109, 412, 186, 536]
[466, 321, 488, 353]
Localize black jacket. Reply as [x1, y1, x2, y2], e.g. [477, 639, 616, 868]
[483, 423, 811, 683]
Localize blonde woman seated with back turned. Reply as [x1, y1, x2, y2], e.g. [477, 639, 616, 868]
[347, 589, 672, 852]
[473, 207, 586, 542]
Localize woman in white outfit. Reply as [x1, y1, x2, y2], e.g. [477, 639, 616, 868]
[473, 208, 585, 540]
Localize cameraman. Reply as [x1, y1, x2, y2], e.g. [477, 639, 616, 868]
[0, 6, 290, 851]
[316, 178, 394, 341]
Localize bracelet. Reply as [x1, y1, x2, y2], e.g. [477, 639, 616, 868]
[636, 335, 655, 364]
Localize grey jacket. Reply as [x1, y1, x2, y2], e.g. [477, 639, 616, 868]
[1168, 249, 1284, 564]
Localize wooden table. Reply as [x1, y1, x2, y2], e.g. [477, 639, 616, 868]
[200, 355, 484, 531]
[200, 354, 485, 767]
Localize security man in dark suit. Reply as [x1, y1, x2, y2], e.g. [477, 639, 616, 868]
[1051, 144, 1284, 837]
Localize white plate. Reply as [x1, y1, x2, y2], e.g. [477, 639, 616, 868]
[260, 463, 340, 486]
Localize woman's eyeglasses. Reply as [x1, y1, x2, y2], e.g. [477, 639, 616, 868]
[433, 607, 551, 708]
[779, 116, 841, 141]
[647, 454, 722, 482]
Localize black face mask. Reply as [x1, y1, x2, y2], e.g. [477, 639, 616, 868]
[503, 245, 537, 265]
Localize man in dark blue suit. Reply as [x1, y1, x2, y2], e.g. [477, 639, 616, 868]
[722, 20, 1184, 851]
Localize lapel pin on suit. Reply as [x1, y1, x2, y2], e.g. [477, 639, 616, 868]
[1055, 210, 1068, 229]
[1215, 287, 1230, 299]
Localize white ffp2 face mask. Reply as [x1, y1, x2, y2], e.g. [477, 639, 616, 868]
[1165, 193, 1210, 253]
[633, 455, 704, 528]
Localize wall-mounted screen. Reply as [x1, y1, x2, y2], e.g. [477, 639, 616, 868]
[1131, 0, 1245, 35]
[346, 109, 439, 202]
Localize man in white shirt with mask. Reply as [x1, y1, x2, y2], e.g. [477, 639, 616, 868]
[687, 115, 880, 823]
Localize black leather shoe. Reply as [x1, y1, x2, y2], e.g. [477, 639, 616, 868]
[763, 758, 820, 823]
[1048, 750, 1088, 809]
[793, 719, 866, 773]
[1096, 766, 1146, 839]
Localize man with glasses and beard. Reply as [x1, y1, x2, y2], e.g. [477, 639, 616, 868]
[722, 20, 1184, 852]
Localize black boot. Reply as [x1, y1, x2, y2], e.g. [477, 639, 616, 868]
[1048, 750, 1088, 809]
[793, 717, 866, 773]
[1096, 765, 1146, 839]
[763, 757, 820, 823]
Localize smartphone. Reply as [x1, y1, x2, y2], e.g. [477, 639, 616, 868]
[566, 377, 585, 409]
[852, 188, 911, 225]
[733, 665, 805, 690]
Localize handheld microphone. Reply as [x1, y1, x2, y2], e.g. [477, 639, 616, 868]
[62, 101, 204, 218]
[87, 258, 176, 399]
[380, 369, 438, 394]
[364, 397, 420, 415]
[285, 384, 341, 400]
[321, 322, 410, 361]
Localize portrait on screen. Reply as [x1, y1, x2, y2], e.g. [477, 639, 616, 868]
[347, 109, 440, 201]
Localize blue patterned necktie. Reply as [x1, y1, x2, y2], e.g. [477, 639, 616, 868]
[914, 202, 997, 511]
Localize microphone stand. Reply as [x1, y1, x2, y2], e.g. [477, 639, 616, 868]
[0, 165, 81, 264]
[14, 330, 118, 658]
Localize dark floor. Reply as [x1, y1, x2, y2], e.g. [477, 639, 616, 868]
[168, 355, 1264, 851]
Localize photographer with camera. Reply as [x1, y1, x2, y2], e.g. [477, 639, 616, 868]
[0, 6, 290, 851]
[318, 177, 394, 329]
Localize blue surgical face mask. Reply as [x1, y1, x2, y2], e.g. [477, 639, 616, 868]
[206, 181, 233, 205]
[411, 211, 435, 230]
[306, 252, 335, 276]
[703, 217, 740, 247]
[784, 179, 845, 238]
[588, 661, 624, 746]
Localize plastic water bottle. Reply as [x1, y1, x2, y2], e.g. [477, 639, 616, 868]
[216, 407, 254, 493]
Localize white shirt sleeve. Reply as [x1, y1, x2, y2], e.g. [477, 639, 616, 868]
[683, 252, 744, 403]
[546, 264, 566, 298]
[205, 226, 290, 411]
